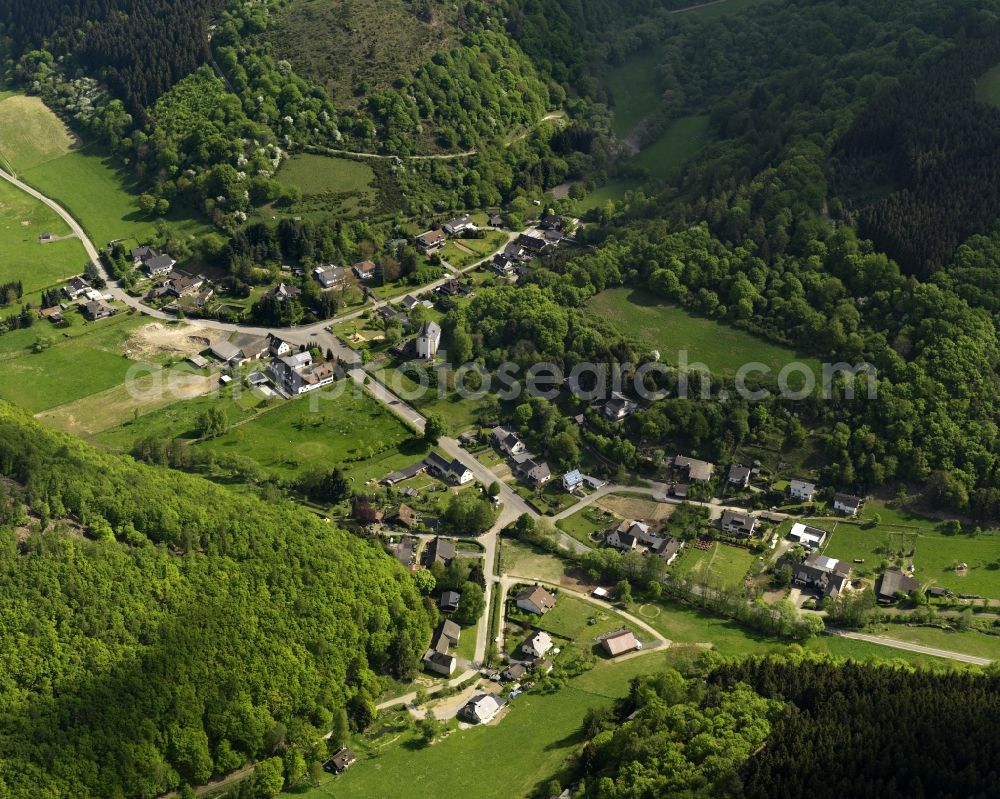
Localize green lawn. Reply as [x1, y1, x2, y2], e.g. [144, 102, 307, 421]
[0, 312, 147, 412]
[510, 593, 634, 647]
[821, 523, 1000, 597]
[292, 651, 682, 799]
[438, 231, 509, 269]
[589, 286, 821, 377]
[976, 62, 1000, 108]
[0, 94, 76, 171]
[194, 388, 429, 486]
[874, 625, 1000, 661]
[576, 179, 642, 212]
[0, 176, 90, 294]
[22, 146, 210, 250]
[670, 542, 756, 589]
[631, 114, 711, 178]
[555, 505, 613, 548]
[93, 389, 266, 451]
[605, 49, 663, 138]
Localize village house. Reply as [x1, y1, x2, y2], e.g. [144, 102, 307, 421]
[424, 536, 457, 567]
[237, 335, 270, 361]
[602, 629, 641, 658]
[416, 320, 442, 359]
[313, 265, 347, 289]
[268, 335, 292, 357]
[517, 232, 548, 256]
[39, 306, 63, 323]
[267, 351, 337, 395]
[674, 455, 715, 482]
[425, 451, 474, 485]
[324, 747, 356, 774]
[602, 391, 638, 421]
[352, 260, 377, 280]
[790, 479, 817, 502]
[521, 630, 553, 659]
[63, 275, 91, 300]
[787, 522, 827, 549]
[83, 300, 115, 321]
[538, 214, 564, 231]
[512, 456, 551, 488]
[422, 618, 461, 676]
[780, 552, 851, 599]
[268, 282, 302, 302]
[440, 590, 461, 613]
[719, 509, 757, 538]
[461, 693, 502, 724]
[383, 461, 428, 486]
[396, 503, 419, 529]
[515, 585, 557, 615]
[352, 498, 384, 525]
[833, 492, 864, 516]
[443, 214, 476, 235]
[605, 520, 685, 563]
[490, 253, 515, 276]
[436, 278, 472, 298]
[502, 663, 528, 682]
[391, 537, 417, 569]
[416, 229, 446, 253]
[132, 245, 176, 278]
[562, 469, 584, 492]
[876, 569, 921, 603]
[164, 272, 205, 299]
[727, 464, 752, 489]
[492, 426, 526, 456]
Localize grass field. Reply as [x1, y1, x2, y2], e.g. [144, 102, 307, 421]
[555, 505, 613, 548]
[605, 49, 663, 138]
[0, 94, 76, 171]
[0, 92, 209, 249]
[588, 286, 821, 377]
[511, 593, 633, 647]
[438, 230, 509, 269]
[194, 388, 428, 486]
[821, 523, 1000, 596]
[500, 540, 571, 585]
[0, 312, 146, 413]
[874, 625, 1000, 661]
[976, 63, 1000, 108]
[576, 179, 642, 212]
[292, 649, 688, 799]
[381, 368, 483, 436]
[0, 176, 90, 294]
[670, 542, 756, 589]
[267, 153, 377, 219]
[631, 114, 711, 177]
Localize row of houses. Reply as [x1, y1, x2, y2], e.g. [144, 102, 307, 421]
[131, 245, 176, 278]
[491, 425, 552, 489]
[416, 214, 477, 253]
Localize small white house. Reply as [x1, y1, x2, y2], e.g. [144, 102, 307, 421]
[522, 630, 553, 659]
[787, 522, 826, 549]
[833, 492, 863, 516]
[790, 479, 817, 502]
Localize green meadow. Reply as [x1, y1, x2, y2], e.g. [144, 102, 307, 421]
[589, 286, 820, 376]
[0, 177, 89, 294]
[194, 388, 429, 486]
[0, 312, 145, 412]
[605, 49, 663, 138]
[632, 114, 711, 177]
[670, 542, 756, 589]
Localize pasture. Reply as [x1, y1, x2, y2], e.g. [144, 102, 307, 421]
[290, 648, 688, 799]
[0, 312, 145, 413]
[605, 49, 663, 138]
[632, 114, 711, 177]
[588, 286, 821, 376]
[269, 153, 377, 218]
[821, 523, 1000, 597]
[194, 388, 428, 486]
[0, 177, 89, 294]
[0, 94, 76, 171]
[670, 542, 755, 589]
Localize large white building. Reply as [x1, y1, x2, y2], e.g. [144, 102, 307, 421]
[416, 321, 442, 359]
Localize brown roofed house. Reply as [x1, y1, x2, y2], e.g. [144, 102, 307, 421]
[602, 630, 640, 657]
[515, 585, 556, 615]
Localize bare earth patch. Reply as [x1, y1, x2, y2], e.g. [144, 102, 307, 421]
[126, 322, 219, 361]
[597, 493, 675, 523]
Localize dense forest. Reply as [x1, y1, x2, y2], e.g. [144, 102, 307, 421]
[570, 655, 1000, 798]
[0, 401, 433, 798]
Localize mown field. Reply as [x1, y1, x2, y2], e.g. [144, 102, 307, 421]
[0, 94, 76, 171]
[194, 387, 429, 485]
[632, 114, 711, 177]
[588, 286, 821, 376]
[0, 91, 210, 249]
[0, 177, 89, 294]
[605, 49, 663, 138]
[0, 312, 146, 413]
[822, 523, 1000, 597]
[670, 541, 756, 589]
